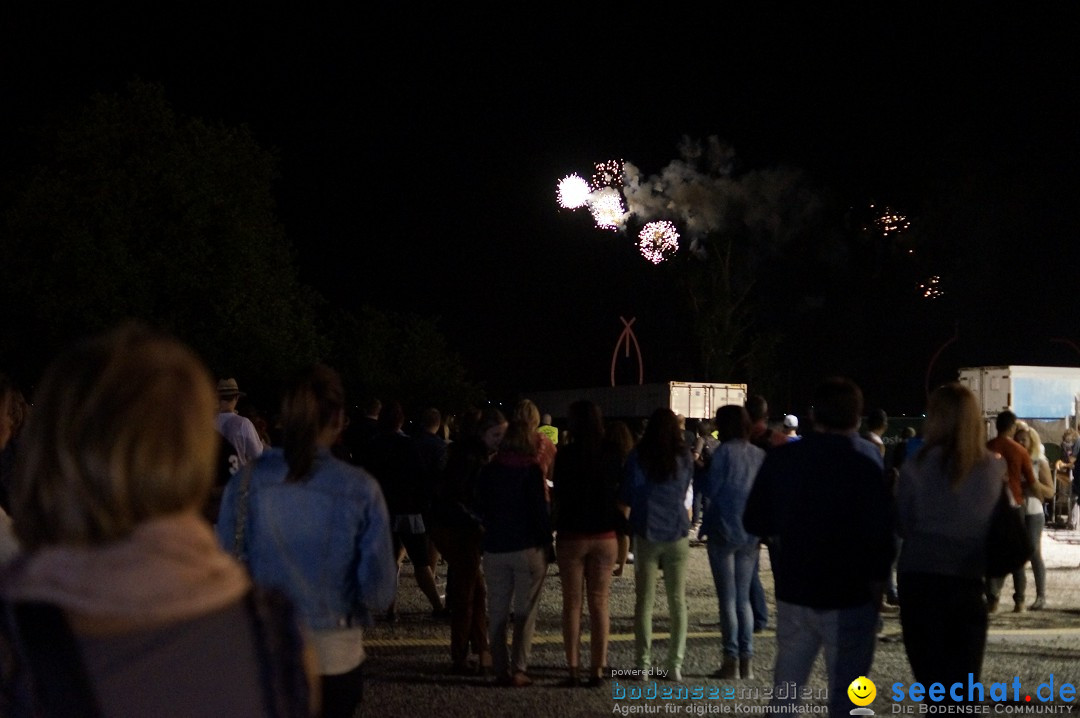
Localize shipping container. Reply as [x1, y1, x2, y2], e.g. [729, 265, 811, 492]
[525, 381, 748, 421]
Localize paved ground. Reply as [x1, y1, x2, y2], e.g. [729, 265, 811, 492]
[361, 527, 1080, 717]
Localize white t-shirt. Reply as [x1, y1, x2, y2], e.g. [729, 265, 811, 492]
[215, 412, 265, 466]
[1026, 457, 1050, 515]
[311, 626, 366, 675]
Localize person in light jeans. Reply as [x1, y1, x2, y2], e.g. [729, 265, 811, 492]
[482, 546, 548, 683]
[475, 419, 552, 687]
[744, 377, 895, 718]
[617, 407, 694, 682]
[1012, 424, 1054, 610]
[700, 404, 766, 680]
[771, 601, 879, 717]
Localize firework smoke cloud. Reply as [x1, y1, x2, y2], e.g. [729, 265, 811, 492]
[557, 135, 813, 263]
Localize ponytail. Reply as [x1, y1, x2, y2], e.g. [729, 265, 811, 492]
[281, 364, 345, 482]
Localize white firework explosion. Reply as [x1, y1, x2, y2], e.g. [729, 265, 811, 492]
[556, 174, 591, 209]
[638, 220, 680, 264]
[589, 188, 626, 230]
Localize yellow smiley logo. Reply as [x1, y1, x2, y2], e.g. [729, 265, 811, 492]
[848, 676, 876, 706]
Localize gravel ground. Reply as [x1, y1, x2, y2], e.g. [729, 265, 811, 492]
[362, 528, 1080, 717]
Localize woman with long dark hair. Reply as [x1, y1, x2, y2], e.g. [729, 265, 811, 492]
[218, 363, 397, 718]
[897, 382, 1005, 689]
[617, 407, 694, 682]
[553, 400, 622, 686]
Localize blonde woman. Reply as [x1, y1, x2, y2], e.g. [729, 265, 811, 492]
[1013, 423, 1055, 610]
[1, 323, 312, 717]
[897, 383, 1006, 689]
[514, 399, 557, 500]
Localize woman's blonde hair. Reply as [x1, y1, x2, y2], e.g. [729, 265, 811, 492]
[500, 418, 539, 457]
[13, 322, 218, 550]
[919, 382, 988, 487]
[1014, 422, 1046, 463]
[514, 399, 541, 431]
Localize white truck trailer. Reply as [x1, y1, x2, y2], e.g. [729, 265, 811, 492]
[957, 365, 1080, 527]
[957, 365, 1080, 423]
[525, 381, 748, 421]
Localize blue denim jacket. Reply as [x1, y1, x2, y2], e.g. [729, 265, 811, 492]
[216, 448, 397, 630]
[699, 439, 765, 546]
[618, 448, 693, 543]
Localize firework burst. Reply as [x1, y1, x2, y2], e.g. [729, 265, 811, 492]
[873, 206, 910, 237]
[556, 174, 591, 209]
[918, 275, 944, 299]
[638, 220, 680, 264]
[591, 159, 625, 190]
[589, 188, 626, 230]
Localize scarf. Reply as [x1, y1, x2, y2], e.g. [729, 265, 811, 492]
[1, 511, 250, 635]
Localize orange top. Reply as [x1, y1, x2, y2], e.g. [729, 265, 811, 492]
[986, 435, 1034, 504]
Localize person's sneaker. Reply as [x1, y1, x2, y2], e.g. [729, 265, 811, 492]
[1013, 601, 1026, 613]
[987, 598, 999, 614]
[1030, 597, 1046, 611]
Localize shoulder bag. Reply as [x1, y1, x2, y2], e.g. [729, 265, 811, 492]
[985, 483, 1033, 578]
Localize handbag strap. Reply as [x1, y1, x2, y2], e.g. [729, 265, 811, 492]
[232, 462, 255, 563]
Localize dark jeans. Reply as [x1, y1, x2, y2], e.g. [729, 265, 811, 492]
[749, 544, 770, 629]
[321, 663, 364, 718]
[899, 572, 987, 695]
[985, 565, 1026, 605]
[429, 523, 489, 667]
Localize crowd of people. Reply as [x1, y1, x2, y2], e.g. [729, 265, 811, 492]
[0, 324, 1075, 716]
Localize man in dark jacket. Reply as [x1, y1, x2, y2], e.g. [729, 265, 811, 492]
[360, 401, 446, 620]
[743, 377, 895, 718]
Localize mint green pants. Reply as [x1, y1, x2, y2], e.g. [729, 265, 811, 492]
[632, 535, 690, 672]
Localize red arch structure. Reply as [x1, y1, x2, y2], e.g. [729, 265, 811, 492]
[611, 316, 644, 387]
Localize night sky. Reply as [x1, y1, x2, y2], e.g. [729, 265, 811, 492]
[2, 6, 1078, 416]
